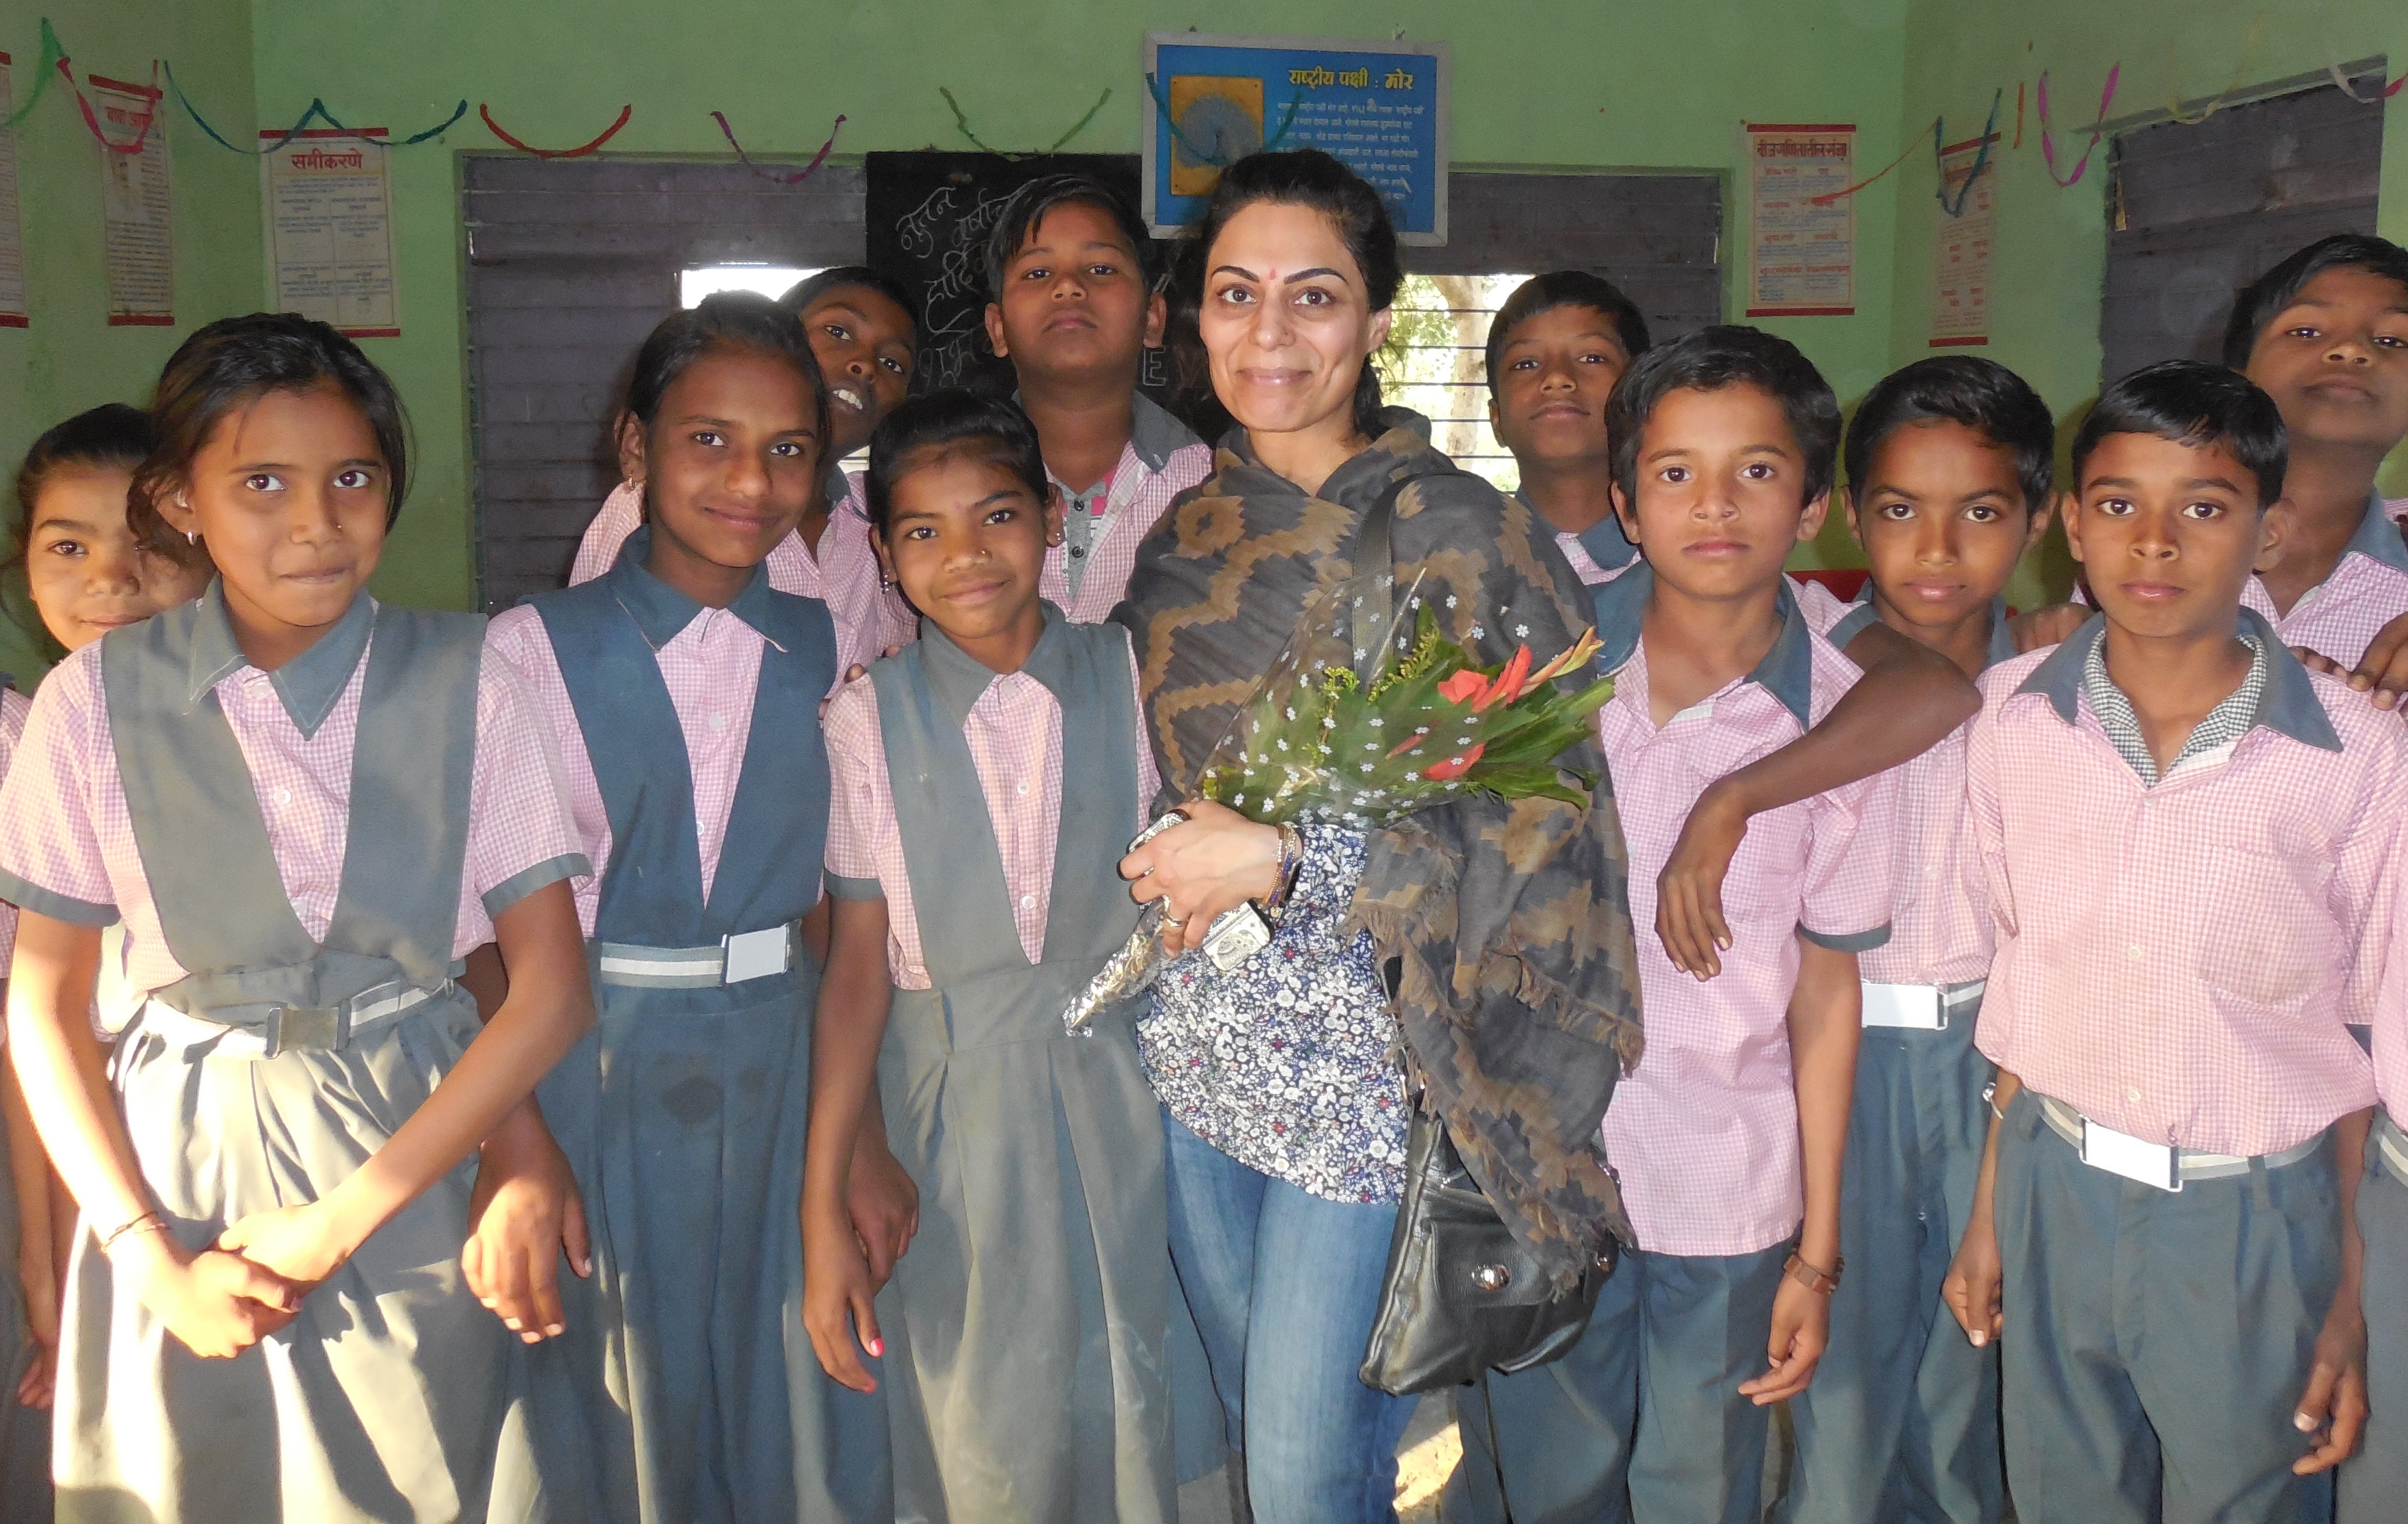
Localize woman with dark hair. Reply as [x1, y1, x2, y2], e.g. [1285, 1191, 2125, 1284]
[1112, 150, 1644, 1523]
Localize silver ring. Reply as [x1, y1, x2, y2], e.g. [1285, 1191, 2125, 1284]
[1160, 914, 1186, 930]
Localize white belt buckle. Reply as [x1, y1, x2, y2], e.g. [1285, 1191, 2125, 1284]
[721, 925, 793, 984]
[1861, 981, 1946, 1031]
[2080, 1118, 2182, 1192]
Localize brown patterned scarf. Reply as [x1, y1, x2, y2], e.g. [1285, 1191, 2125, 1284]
[1114, 415, 1646, 1287]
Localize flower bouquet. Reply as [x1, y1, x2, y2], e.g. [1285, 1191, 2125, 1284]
[1064, 576, 1612, 1033]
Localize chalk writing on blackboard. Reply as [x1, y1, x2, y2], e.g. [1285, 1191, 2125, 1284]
[866, 150, 1186, 408]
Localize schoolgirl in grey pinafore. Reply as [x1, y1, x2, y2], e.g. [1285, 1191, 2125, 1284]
[38, 592, 563, 1522]
[519, 532, 889, 1523]
[862, 609, 1176, 1524]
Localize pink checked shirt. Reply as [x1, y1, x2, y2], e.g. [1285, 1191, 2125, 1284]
[1792, 580, 2014, 986]
[0, 685, 31, 986]
[1039, 394, 1212, 623]
[1591, 571, 1897, 1256]
[487, 594, 786, 938]
[1519, 492, 1641, 590]
[822, 625, 1159, 990]
[0, 599, 586, 999]
[571, 472, 914, 682]
[2243, 493, 2408, 670]
[1969, 614, 2404, 1156]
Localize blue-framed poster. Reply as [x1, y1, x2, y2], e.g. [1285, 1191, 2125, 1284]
[1141, 32, 1449, 244]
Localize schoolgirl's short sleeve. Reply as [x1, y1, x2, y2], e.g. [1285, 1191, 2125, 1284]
[0, 648, 119, 927]
[460, 651, 590, 938]
[0, 685, 35, 977]
[821, 678, 889, 902]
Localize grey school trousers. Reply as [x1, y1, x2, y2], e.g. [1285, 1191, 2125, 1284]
[1995, 1087, 2341, 1524]
[1448, 1240, 1788, 1524]
[2335, 1136, 2408, 1522]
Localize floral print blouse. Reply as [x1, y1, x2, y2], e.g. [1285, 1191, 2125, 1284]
[1138, 824, 1408, 1204]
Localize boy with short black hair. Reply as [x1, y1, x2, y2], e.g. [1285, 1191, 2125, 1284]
[1949, 360, 2400, 1521]
[1486, 270, 1653, 581]
[1776, 355, 2054, 1524]
[1457, 325, 1893, 1524]
[1486, 276, 1979, 984]
[982, 175, 1211, 620]
[2016, 233, 2408, 673]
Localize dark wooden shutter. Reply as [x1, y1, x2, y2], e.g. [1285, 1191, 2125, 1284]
[2101, 73, 2385, 384]
[461, 158, 867, 611]
[1406, 172, 1722, 342]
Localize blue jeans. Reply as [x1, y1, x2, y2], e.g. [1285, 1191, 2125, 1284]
[1162, 1111, 1415, 1524]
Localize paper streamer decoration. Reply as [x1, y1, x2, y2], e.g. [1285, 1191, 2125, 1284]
[60, 55, 158, 155]
[1933, 91, 2000, 218]
[710, 110, 845, 184]
[167, 61, 465, 155]
[939, 86, 1112, 159]
[1142, 71, 1301, 167]
[478, 101, 631, 158]
[1, 20, 65, 130]
[2329, 61, 2408, 102]
[2037, 64, 2119, 187]
[2163, 16, 2260, 125]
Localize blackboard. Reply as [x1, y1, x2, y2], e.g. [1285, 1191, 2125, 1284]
[864, 151, 1188, 415]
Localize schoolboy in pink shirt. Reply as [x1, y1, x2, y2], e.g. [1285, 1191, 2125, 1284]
[1949, 361, 2401, 1521]
[2017, 236, 2408, 676]
[1777, 356, 2055, 1524]
[1484, 271, 1979, 997]
[981, 175, 1213, 623]
[1458, 326, 1892, 1524]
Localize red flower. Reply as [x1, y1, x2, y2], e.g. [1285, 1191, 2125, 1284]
[1422, 742, 1485, 781]
[1436, 667, 1489, 705]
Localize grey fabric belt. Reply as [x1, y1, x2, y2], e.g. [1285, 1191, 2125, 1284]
[2374, 1109, 2408, 1187]
[2036, 1092, 2323, 1185]
[592, 921, 799, 990]
[137, 977, 451, 1061]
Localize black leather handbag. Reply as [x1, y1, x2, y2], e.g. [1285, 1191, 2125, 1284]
[1342, 479, 1619, 1397]
[1357, 1083, 1616, 1395]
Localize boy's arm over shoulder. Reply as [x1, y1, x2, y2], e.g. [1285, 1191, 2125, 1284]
[1794, 741, 1898, 958]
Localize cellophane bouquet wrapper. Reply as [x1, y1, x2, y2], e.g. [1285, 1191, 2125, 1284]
[1064, 573, 1612, 1033]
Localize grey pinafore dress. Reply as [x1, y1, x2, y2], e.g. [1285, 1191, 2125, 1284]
[55, 597, 554, 1523]
[518, 539, 890, 1523]
[867, 613, 1177, 1524]
[0, 1065, 51, 1523]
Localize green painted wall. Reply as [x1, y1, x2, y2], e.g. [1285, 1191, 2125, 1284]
[1892, 1, 2408, 607]
[0, 1, 260, 681]
[43, 3, 2390, 623]
[244, 0, 1913, 608]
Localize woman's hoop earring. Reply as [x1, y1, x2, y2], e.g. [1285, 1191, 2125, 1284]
[185, 531, 198, 546]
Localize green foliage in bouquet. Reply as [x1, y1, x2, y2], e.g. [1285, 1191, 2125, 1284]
[1194, 604, 1614, 830]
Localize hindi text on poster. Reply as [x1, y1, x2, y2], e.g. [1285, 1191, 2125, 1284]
[1929, 135, 1997, 348]
[1143, 32, 1448, 243]
[95, 74, 174, 326]
[1746, 124, 1854, 318]
[262, 128, 400, 337]
[0, 57, 26, 327]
